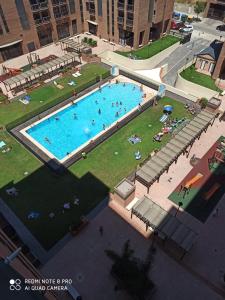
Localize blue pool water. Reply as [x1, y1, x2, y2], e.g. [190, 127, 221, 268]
[27, 83, 143, 160]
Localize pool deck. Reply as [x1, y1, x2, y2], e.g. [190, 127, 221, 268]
[12, 75, 157, 171]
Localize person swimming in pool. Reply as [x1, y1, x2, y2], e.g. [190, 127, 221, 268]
[120, 101, 122, 106]
[98, 108, 101, 115]
[55, 116, 59, 121]
[73, 113, 77, 119]
[112, 102, 114, 107]
[44, 137, 51, 144]
[116, 101, 119, 107]
[115, 111, 119, 117]
[92, 120, 95, 125]
[103, 124, 106, 130]
[95, 100, 98, 104]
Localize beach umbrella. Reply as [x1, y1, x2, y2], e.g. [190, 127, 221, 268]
[164, 105, 173, 113]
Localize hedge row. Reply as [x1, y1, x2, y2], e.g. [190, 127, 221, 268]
[6, 70, 110, 131]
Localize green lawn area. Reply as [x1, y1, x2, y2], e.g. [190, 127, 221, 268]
[116, 36, 180, 59]
[180, 64, 222, 92]
[0, 97, 192, 249]
[0, 63, 109, 127]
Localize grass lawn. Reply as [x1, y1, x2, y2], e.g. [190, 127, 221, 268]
[0, 63, 109, 127]
[180, 65, 222, 92]
[0, 97, 192, 249]
[116, 36, 180, 59]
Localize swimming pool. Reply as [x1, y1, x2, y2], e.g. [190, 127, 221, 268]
[25, 82, 143, 161]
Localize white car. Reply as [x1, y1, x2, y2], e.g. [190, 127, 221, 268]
[179, 25, 193, 33]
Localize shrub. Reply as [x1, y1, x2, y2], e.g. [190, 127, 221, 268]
[83, 37, 88, 43]
[91, 40, 97, 47]
[199, 97, 208, 109]
[88, 38, 93, 44]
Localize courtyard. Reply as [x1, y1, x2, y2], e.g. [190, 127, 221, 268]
[0, 95, 191, 249]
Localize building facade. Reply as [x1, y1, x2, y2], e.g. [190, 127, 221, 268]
[0, 0, 174, 62]
[204, 0, 225, 21]
[83, 0, 174, 49]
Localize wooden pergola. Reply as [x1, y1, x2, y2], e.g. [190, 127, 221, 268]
[2, 52, 78, 92]
[135, 110, 217, 192]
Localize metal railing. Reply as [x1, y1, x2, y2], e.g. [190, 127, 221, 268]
[117, 16, 124, 24]
[30, 1, 48, 11]
[34, 16, 51, 25]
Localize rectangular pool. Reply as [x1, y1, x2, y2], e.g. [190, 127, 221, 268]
[23, 82, 144, 161]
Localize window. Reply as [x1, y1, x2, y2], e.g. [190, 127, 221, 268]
[15, 0, 30, 30]
[97, 0, 102, 16]
[57, 22, 70, 39]
[68, 0, 75, 14]
[0, 5, 9, 33]
[80, 0, 84, 22]
[107, 0, 110, 35]
[112, 0, 114, 36]
[27, 42, 36, 52]
[72, 19, 77, 34]
[0, 23, 3, 35]
[53, 5, 68, 18]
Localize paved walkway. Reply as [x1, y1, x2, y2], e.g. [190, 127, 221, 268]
[41, 207, 224, 300]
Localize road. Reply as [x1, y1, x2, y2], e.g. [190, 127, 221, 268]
[158, 37, 209, 86]
[193, 18, 225, 39]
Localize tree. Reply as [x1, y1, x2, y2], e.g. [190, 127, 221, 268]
[105, 240, 155, 300]
[194, 1, 206, 19]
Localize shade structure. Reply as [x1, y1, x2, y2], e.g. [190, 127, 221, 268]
[131, 195, 197, 252]
[135, 109, 216, 190]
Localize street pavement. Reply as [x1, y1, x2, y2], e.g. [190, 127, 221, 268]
[158, 37, 209, 86]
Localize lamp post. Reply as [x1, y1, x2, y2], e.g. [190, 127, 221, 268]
[175, 201, 183, 217]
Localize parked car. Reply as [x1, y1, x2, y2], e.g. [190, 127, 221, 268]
[171, 20, 184, 30]
[179, 24, 193, 33]
[216, 24, 225, 32]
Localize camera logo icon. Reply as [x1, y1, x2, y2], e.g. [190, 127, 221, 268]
[9, 279, 21, 291]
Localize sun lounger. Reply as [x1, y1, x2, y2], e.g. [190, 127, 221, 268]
[6, 187, 18, 196]
[0, 141, 6, 148]
[2, 147, 11, 153]
[72, 73, 79, 78]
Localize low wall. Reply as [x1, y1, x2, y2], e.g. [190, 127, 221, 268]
[174, 61, 220, 100]
[99, 41, 180, 71]
[115, 65, 199, 105]
[175, 73, 219, 100]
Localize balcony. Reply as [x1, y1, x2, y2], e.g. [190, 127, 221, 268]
[118, 1, 125, 10]
[52, 0, 66, 6]
[117, 16, 124, 24]
[89, 8, 96, 15]
[127, 4, 134, 12]
[30, 1, 48, 11]
[126, 19, 133, 27]
[54, 14, 69, 20]
[34, 16, 51, 25]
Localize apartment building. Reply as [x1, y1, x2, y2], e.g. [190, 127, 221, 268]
[0, 0, 83, 62]
[204, 0, 225, 21]
[0, 0, 174, 62]
[83, 0, 174, 49]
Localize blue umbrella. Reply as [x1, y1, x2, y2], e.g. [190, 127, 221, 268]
[164, 105, 173, 113]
